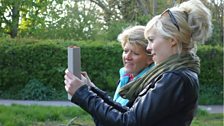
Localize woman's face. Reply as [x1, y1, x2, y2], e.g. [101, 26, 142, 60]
[122, 43, 152, 76]
[146, 30, 177, 65]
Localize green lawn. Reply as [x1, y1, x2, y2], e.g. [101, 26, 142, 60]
[0, 104, 223, 126]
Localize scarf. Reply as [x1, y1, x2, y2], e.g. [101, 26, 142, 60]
[113, 64, 154, 106]
[119, 52, 200, 102]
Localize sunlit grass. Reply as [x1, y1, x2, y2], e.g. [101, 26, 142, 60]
[191, 109, 224, 126]
[0, 104, 94, 126]
[0, 104, 223, 126]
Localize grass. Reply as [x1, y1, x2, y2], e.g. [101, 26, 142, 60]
[192, 109, 224, 126]
[0, 104, 94, 126]
[0, 104, 223, 126]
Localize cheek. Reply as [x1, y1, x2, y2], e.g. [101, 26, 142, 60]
[135, 57, 150, 67]
[151, 43, 157, 52]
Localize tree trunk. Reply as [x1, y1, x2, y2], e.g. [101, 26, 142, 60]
[136, 0, 149, 15]
[10, 3, 20, 38]
[221, 0, 223, 43]
[153, 0, 157, 16]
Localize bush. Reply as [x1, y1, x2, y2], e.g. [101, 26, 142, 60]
[197, 45, 223, 104]
[0, 38, 123, 100]
[0, 38, 222, 104]
[19, 79, 53, 100]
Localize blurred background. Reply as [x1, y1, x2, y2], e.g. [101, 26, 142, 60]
[0, 0, 223, 104]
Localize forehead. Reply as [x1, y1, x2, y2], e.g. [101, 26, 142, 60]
[145, 28, 159, 38]
[124, 42, 145, 50]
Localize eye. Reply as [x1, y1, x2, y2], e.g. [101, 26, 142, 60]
[123, 49, 128, 54]
[147, 37, 154, 43]
[148, 38, 154, 43]
[133, 52, 140, 55]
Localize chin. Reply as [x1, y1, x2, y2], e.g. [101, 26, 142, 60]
[125, 69, 133, 74]
[125, 70, 131, 74]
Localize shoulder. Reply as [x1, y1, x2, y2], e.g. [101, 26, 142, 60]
[154, 68, 199, 92]
[163, 68, 198, 83]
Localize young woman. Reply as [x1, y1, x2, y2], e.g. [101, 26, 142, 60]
[64, 0, 212, 125]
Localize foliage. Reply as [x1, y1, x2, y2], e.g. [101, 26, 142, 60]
[0, 0, 63, 38]
[28, 1, 103, 40]
[0, 38, 67, 99]
[197, 45, 223, 104]
[0, 38, 123, 100]
[0, 0, 222, 43]
[0, 38, 222, 104]
[19, 79, 53, 100]
[197, 45, 223, 86]
[205, 19, 223, 45]
[100, 21, 131, 41]
[0, 104, 223, 126]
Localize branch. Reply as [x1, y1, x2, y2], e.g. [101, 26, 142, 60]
[89, 0, 111, 14]
[136, 0, 149, 15]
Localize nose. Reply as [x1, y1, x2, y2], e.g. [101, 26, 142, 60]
[125, 51, 132, 60]
[146, 43, 152, 52]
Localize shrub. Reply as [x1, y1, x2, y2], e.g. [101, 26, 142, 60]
[19, 79, 53, 100]
[0, 38, 123, 100]
[197, 45, 223, 104]
[0, 38, 222, 104]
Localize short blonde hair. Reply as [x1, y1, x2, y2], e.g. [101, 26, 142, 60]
[118, 25, 148, 50]
[145, 0, 212, 54]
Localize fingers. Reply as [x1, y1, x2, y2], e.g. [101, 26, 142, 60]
[65, 69, 75, 79]
[64, 84, 72, 95]
[64, 79, 69, 85]
[81, 74, 85, 80]
[64, 85, 68, 92]
[81, 71, 87, 74]
[81, 71, 88, 77]
[64, 69, 86, 96]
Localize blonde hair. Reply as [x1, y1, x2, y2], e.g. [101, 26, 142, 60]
[145, 0, 212, 54]
[118, 25, 148, 49]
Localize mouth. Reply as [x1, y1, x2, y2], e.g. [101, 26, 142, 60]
[147, 52, 155, 56]
[124, 62, 134, 67]
[125, 62, 133, 65]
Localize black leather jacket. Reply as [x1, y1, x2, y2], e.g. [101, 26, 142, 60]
[71, 68, 199, 126]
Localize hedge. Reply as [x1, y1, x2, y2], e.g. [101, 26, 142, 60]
[0, 38, 123, 100]
[0, 38, 223, 104]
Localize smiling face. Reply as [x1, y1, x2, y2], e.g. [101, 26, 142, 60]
[146, 30, 178, 65]
[122, 43, 153, 76]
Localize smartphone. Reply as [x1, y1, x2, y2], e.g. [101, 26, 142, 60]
[67, 46, 81, 100]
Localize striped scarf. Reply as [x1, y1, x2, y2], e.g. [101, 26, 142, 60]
[119, 52, 200, 101]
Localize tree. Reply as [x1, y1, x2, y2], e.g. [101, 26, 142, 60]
[204, 0, 223, 44]
[0, 0, 63, 38]
[0, 0, 21, 38]
[38, 1, 102, 40]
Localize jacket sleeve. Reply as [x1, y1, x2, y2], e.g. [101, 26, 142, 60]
[90, 86, 129, 112]
[71, 71, 197, 126]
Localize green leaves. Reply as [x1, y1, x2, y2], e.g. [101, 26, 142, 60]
[0, 38, 222, 103]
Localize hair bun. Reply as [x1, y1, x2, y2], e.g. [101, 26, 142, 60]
[179, 0, 212, 42]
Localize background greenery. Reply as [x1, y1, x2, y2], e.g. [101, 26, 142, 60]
[0, 0, 223, 45]
[0, 38, 223, 104]
[0, 1, 222, 126]
[0, 104, 223, 126]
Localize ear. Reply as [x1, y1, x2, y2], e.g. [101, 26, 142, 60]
[169, 38, 177, 47]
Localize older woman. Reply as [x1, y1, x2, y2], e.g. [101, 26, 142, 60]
[64, 0, 212, 125]
[113, 26, 154, 106]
